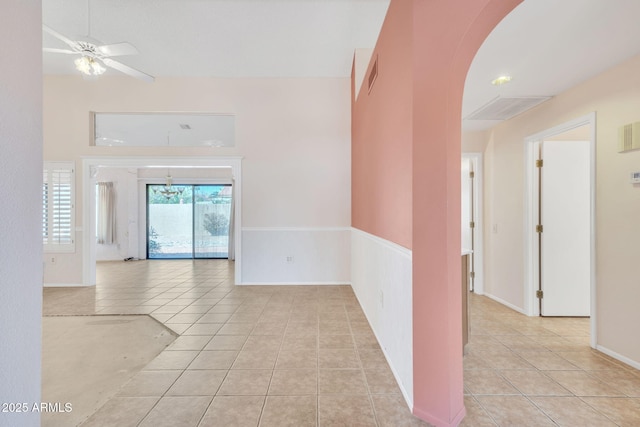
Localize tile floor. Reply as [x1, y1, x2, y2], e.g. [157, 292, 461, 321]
[43, 260, 428, 427]
[461, 295, 640, 426]
[43, 260, 640, 426]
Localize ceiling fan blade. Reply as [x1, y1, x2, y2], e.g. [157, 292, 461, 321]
[43, 48, 77, 55]
[42, 25, 78, 50]
[102, 58, 155, 83]
[96, 42, 139, 57]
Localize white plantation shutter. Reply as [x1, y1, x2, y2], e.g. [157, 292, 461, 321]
[43, 162, 75, 252]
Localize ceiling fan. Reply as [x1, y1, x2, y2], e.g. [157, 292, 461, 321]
[42, 24, 155, 83]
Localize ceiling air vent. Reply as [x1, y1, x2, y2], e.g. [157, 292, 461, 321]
[618, 122, 640, 152]
[368, 55, 378, 94]
[465, 96, 551, 121]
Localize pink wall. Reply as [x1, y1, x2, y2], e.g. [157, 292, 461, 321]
[351, 0, 413, 249]
[351, 0, 521, 425]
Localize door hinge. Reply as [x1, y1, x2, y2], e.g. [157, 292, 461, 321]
[470, 221, 475, 229]
[470, 271, 475, 279]
[536, 159, 543, 168]
[536, 224, 543, 233]
[536, 289, 544, 299]
[470, 171, 475, 178]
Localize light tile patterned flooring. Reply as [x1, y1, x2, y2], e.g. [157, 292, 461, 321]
[43, 260, 428, 427]
[43, 260, 640, 426]
[462, 295, 640, 426]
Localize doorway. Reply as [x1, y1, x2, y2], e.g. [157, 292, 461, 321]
[146, 184, 232, 259]
[82, 156, 243, 286]
[461, 153, 484, 294]
[524, 114, 596, 343]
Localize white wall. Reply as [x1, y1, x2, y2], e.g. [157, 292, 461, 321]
[351, 228, 413, 407]
[43, 76, 351, 284]
[242, 228, 350, 284]
[483, 53, 640, 367]
[0, 1, 42, 425]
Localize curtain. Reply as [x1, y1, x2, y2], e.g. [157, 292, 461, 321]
[227, 181, 235, 261]
[97, 182, 117, 245]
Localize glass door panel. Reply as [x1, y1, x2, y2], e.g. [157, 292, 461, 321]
[194, 185, 231, 259]
[147, 184, 193, 259]
[147, 184, 231, 259]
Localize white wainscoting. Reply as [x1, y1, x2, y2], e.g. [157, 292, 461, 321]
[351, 227, 414, 407]
[240, 227, 351, 284]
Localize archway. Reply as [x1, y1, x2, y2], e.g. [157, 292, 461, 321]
[409, 2, 522, 426]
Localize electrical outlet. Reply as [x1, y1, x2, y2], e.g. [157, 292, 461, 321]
[49, 256, 56, 265]
[286, 256, 294, 263]
[492, 224, 498, 234]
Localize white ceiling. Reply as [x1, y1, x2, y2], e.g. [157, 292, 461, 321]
[42, 0, 640, 131]
[463, 0, 640, 131]
[42, 0, 390, 78]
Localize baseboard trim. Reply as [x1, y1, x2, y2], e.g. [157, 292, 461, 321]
[43, 283, 86, 288]
[483, 292, 527, 315]
[596, 345, 640, 370]
[238, 282, 351, 286]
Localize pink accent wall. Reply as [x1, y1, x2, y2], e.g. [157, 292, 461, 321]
[351, 1, 521, 425]
[351, 0, 414, 249]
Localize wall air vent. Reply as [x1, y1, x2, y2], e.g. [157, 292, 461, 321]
[179, 124, 191, 130]
[618, 122, 640, 152]
[465, 96, 552, 121]
[368, 55, 378, 94]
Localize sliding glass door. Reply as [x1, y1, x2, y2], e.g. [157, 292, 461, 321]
[147, 184, 231, 259]
[194, 185, 232, 258]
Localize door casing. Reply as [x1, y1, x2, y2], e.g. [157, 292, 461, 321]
[523, 113, 596, 347]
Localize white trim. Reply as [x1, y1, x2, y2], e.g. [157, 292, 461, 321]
[484, 292, 528, 315]
[239, 282, 351, 286]
[596, 345, 640, 371]
[138, 178, 233, 185]
[351, 227, 412, 259]
[523, 112, 597, 348]
[242, 226, 350, 232]
[43, 283, 84, 288]
[462, 152, 484, 294]
[82, 156, 243, 286]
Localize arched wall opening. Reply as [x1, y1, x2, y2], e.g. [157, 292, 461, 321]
[351, 1, 522, 425]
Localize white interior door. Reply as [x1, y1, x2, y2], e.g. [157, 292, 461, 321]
[540, 140, 591, 316]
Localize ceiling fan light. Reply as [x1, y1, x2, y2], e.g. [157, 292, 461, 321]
[491, 75, 512, 86]
[74, 56, 92, 74]
[91, 60, 106, 75]
[74, 56, 106, 76]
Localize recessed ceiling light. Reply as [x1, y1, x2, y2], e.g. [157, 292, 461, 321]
[491, 75, 512, 86]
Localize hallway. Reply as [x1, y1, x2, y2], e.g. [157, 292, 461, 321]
[462, 294, 640, 426]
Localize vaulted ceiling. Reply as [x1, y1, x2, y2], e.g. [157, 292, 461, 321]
[42, 0, 640, 131]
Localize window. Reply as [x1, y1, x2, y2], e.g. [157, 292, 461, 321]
[43, 162, 75, 252]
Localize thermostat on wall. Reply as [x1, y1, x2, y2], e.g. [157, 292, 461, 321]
[631, 172, 640, 183]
